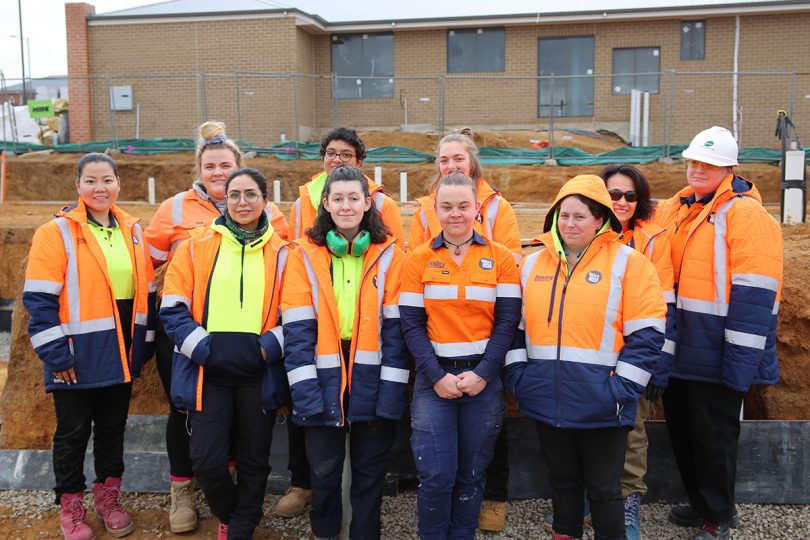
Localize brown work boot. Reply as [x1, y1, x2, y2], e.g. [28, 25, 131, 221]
[59, 492, 95, 540]
[274, 486, 312, 518]
[478, 499, 506, 532]
[169, 479, 197, 533]
[92, 477, 134, 537]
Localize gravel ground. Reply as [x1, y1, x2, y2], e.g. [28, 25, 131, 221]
[0, 489, 807, 539]
[0, 331, 9, 360]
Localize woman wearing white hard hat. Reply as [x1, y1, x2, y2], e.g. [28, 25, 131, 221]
[654, 126, 783, 540]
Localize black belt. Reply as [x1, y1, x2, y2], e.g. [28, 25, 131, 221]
[439, 359, 480, 369]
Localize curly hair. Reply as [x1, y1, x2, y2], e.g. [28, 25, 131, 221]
[598, 164, 656, 228]
[306, 165, 389, 246]
[319, 127, 367, 162]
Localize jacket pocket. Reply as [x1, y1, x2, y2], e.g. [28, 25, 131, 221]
[261, 359, 291, 411]
[206, 332, 264, 378]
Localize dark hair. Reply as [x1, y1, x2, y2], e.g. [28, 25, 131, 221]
[598, 164, 655, 228]
[320, 127, 366, 161]
[435, 171, 478, 202]
[76, 152, 119, 178]
[306, 165, 389, 245]
[563, 194, 614, 226]
[225, 167, 268, 198]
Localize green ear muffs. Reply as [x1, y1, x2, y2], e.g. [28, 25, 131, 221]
[326, 229, 371, 257]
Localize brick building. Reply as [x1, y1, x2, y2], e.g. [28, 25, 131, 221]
[66, 1, 810, 147]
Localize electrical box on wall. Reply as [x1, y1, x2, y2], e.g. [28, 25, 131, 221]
[109, 86, 133, 111]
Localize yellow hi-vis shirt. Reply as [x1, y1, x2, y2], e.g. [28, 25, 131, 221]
[331, 252, 363, 340]
[86, 215, 135, 300]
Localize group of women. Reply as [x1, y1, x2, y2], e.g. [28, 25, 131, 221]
[25, 121, 675, 540]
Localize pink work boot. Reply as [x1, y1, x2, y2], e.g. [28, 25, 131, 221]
[59, 492, 95, 540]
[217, 521, 229, 539]
[92, 477, 134, 537]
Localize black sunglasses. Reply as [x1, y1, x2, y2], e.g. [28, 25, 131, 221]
[608, 189, 638, 203]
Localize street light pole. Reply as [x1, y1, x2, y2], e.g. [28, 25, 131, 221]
[17, 0, 27, 104]
[9, 35, 31, 92]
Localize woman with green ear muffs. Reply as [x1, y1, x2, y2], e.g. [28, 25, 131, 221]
[281, 165, 408, 540]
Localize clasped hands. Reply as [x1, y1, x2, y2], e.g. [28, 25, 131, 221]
[434, 372, 487, 399]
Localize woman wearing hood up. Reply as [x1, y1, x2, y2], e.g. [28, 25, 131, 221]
[504, 175, 666, 540]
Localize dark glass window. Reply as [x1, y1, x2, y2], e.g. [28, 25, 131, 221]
[681, 20, 706, 61]
[612, 48, 660, 95]
[448, 28, 505, 73]
[538, 36, 594, 117]
[332, 33, 394, 99]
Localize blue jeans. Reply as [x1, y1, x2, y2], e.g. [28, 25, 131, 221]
[410, 369, 504, 540]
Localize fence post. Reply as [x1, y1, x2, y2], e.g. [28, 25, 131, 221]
[790, 71, 797, 120]
[147, 176, 155, 205]
[331, 73, 338, 129]
[106, 74, 118, 150]
[438, 76, 445, 137]
[292, 74, 300, 156]
[666, 70, 676, 158]
[548, 74, 555, 161]
[199, 72, 208, 124]
[400, 171, 408, 203]
[235, 72, 242, 142]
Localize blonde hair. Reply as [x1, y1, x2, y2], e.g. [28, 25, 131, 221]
[435, 171, 478, 202]
[430, 127, 483, 192]
[193, 121, 243, 184]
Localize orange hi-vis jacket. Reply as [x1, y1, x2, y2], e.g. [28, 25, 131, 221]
[504, 175, 666, 429]
[23, 200, 157, 392]
[288, 172, 405, 249]
[159, 220, 290, 412]
[399, 231, 521, 384]
[281, 236, 408, 427]
[145, 182, 288, 267]
[408, 178, 522, 261]
[620, 220, 677, 387]
[654, 174, 783, 392]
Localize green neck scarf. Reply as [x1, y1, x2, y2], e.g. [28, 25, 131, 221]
[223, 211, 269, 245]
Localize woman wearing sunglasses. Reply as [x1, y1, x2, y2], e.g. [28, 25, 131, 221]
[598, 164, 677, 540]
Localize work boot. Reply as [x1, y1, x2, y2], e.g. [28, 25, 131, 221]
[59, 492, 95, 540]
[693, 519, 730, 540]
[274, 486, 312, 518]
[623, 492, 642, 540]
[669, 505, 739, 528]
[169, 479, 197, 533]
[543, 497, 591, 533]
[478, 499, 506, 532]
[217, 521, 229, 540]
[92, 477, 134, 537]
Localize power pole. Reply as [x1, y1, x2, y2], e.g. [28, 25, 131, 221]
[18, 0, 27, 104]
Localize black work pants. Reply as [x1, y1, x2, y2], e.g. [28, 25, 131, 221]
[483, 420, 509, 502]
[663, 378, 743, 524]
[52, 382, 132, 502]
[535, 421, 628, 540]
[189, 377, 273, 540]
[155, 321, 195, 478]
[286, 420, 311, 488]
[304, 419, 397, 540]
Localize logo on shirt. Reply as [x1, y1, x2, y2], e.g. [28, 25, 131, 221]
[479, 258, 494, 270]
[426, 261, 445, 269]
[585, 271, 602, 284]
[534, 275, 553, 282]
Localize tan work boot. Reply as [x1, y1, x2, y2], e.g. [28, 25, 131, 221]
[274, 486, 312, 518]
[478, 499, 506, 532]
[169, 479, 198, 533]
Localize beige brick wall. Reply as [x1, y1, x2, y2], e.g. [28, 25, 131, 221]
[81, 11, 810, 147]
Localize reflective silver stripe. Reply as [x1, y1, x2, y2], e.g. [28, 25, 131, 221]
[465, 286, 496, 302]
[772, 301, 780, 315]
[169, 239, 183, 254]
[431, 339, 489, 357]
[354, 349, 381, 366]
[663, 339, 676, 355]
[615, 361, 651, 387]
[382, 304, 400, 319]
[484, 195, 500, 239]
[372, 191, 385, 211]
[56, 218, 81, 324]
[600, 245, 631, 353]
[623, 318, 665, 336]
[645, 236, 656, 257]
[505, 348, 528, 366]
[277, 245, 290, 276]
[399, 292, 424, 308]
[419, 208, 428, 229]
[161, 295, 191, 309]
[518, 317, 525, 331]
[424, 284, 458, 300]
[61, 317, 116, 335]
[677, 296, 728, 317]
[145, 330, 156, 342]
[713, 198, 734, 303]
[528, 344, 619, 367]
[512, 251, 522, 265]
[496, 283, 521, 298]
[663, 290, 676, 304]
[30, 325, 65, 349]
[148, 281, 157, 293]
[180, 326, 208, 358]
[134, 312, 148, 326]
[317, 354, 341, 369]
[148, 243, 169, 261]
[293, 198, 302, 239]
[380, 366, 409, 383]
[725, 329, 767, 350]
[283, 305, 316, 324]
[23, 279, 63, 295]
[376, 245, 396, 354]
[301, 250, 320, 316]
[288, 364, 317, 386]
[520, 250, 543, 289]
[171, 191, 186, 226]
[269, 326, 284, 350]
[731, 273, 780, 293]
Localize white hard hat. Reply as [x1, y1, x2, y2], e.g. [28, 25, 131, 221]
[681, 126, 739, 167]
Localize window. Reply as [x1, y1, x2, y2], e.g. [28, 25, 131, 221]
[448, 28, 505, 73]
[537, 36, 594, 117]
[331, 33, 394, 99]
[681, 20, 706, 61]
[612, 48, 660, 95]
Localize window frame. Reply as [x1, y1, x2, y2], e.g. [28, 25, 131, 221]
[537, 35, 595, 118]
[331, 32, 395, 100]
[447, 27, 506, 74]
[611, 47, 661, 96]
[680, 20, 706, 61]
